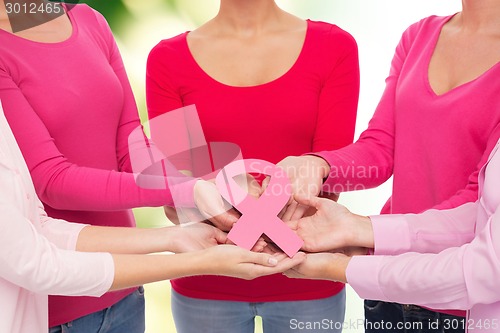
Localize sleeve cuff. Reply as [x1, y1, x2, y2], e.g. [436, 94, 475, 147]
[169, 178, 199, 207]
[303, 152, 338, 192]
[370, 214, 411, 255]
[346, 255, 387, 301]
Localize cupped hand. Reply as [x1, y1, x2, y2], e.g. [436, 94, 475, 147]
[169, 222, 227, 253]
[202, 245, 306, 280]
[193, 180, 240, 231]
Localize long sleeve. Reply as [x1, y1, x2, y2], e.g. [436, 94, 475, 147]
[347, 207, 500, 310]
[0, 13, 196, 211]
[314, 24, 413, 192]
[0, 115, 114, 296]
[0, 203, 114, 297]
[312, 26, 359, 152]
[371, 202, 477, 255]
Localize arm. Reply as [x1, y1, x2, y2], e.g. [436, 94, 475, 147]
[347, 208, 500, 310]
[287, 202, 500, 310]
[0, 67, 195, 211]
[316, 27, 415, 192]
[371, 202, 477, 255]
[276, 24, 417, 217]
[278, 28, 359, 220]
[291, 196, 476, 254]
[0, 185, 303, 296]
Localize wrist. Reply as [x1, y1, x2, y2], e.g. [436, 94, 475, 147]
[326, 253, 350, 283]
[302, 155, 331, 180]
[162, 226, 181, 253]
[349, 215, 374, 249]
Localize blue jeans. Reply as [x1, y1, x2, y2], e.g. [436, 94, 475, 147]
[48, 287, 145, 333]
[365, 300, 465, 333]
[172, 289, 346, 333]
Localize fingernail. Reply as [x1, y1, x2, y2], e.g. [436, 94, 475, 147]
[268, 257, 278, 265]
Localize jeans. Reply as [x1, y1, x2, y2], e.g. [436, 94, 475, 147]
[48, 287, 145, 333]
[365, 300, 465, 333]
[171, 289, 346, 333]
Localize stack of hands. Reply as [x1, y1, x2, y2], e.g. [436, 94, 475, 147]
[165, 155, 375, 283]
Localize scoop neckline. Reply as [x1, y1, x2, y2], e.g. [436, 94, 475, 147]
[424, 13, 500, 97]
[182, 19, 311, 89]
[0, 3, 78, 47]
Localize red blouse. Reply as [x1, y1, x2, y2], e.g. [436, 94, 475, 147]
[147, 20, 359, 302]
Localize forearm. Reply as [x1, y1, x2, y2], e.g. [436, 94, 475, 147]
[76, 225, 175, 254]
[110, 251, 205, 290]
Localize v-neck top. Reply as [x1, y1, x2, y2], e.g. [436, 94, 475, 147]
[318, 15, 500, 316]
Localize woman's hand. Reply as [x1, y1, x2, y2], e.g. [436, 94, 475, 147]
[263, 155, 331, 221]
[284, 252, 351, 283]
[168, 223, 228, 253]
[193, 180, 241, 231]
[200, 245, 306, 280]
[192, 175, 263, 231]
[288, 196, 374, 252]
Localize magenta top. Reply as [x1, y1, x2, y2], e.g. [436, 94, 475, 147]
[318, 14, 500, 213]
[317, 15, 500, 316]
[0, 5, 191, 326]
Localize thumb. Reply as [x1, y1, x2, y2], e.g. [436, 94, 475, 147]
[247, 251, 280, 267]
[213, 228, 228, 244]
[294, 194, 322, 210]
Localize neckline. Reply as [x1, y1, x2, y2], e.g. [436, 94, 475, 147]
[0, 3, 77, 47]
[425, 13, 500, 97]
[183, 19, 311, 89]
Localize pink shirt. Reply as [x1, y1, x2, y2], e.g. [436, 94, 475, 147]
[348, 138, 500, 332]
[316, 15, 500, 316]
[0, 5, 192, 326]
[317, 15, 500, 214]
[0, 103, 114, 333]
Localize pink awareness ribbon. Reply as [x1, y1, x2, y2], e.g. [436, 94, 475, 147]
[216, 159, 304, 257]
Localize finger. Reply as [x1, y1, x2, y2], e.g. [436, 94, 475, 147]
[283, 268, 305, 279]
[289, 204, 310, 221]
[251, 238, 268, 252]
[293, 195, 323, 210]
[213, 228, 228, 244]
[261, 242, 281, 255]
[209, 211, 239, 231]
[281, 201, 299, 222]
[284, 218, 298, 231]
[261, 252, 307, 272]
[261, 176, 270, 190]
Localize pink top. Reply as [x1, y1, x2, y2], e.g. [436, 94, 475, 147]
[348, 138, 500, 332]
[0, 103, 114, 333]
[317, 15, 500, 214]
[147, 21, 359, 301]
[317, 15, 500, 315]
[0, 5, 192, 326]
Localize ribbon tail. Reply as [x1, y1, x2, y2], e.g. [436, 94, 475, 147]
[227, 218, 264, 251]
[265, 219, 304, 257]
